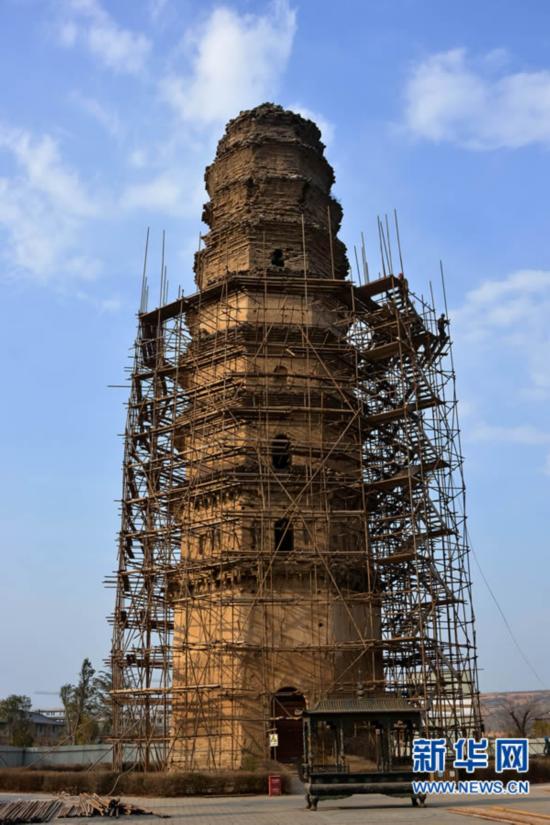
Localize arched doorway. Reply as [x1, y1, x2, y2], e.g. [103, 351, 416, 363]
[270, 687, 306, 763]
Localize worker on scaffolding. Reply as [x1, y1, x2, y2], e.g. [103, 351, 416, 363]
[437, 313, 449, 344]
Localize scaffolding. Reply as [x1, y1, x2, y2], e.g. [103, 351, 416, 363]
[351, 272, 480, 737]
[108, 100, 480, 773]
[108, 255, 482, 771]
[108, 289, 188, 770]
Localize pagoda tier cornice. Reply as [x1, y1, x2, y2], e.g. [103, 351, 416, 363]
[183, 270, 352, 308]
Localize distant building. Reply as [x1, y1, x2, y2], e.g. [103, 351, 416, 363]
[0, 709, 65, 746]
[30, 710, 65, 744]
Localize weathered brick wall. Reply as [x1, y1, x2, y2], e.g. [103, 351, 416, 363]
[171, 105, 381, 771]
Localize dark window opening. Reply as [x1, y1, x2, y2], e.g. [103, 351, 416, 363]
[272, 434, 291, 470]
[273, 365, 288, 386]
[271, 248, 285, 267]
[274, 518, 293, 553]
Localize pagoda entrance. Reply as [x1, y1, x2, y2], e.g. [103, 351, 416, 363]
[271, 687, 306, 763]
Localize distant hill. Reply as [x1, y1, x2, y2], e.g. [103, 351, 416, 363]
[480, 690, 550, 736]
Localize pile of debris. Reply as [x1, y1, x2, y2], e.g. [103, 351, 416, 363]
[58, 793, 159, 818]
[0, 798, 63, 823]
[0, 793, 164, 823]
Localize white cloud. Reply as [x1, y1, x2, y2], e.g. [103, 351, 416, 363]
[148, 0, 168, 23]
[160, 1, 296, 125]
[452, 269, 550, 399]
[469, 423, 550, 446]
[58, 20, 78, 46]
[467, 422, 550, 477]
[0, 124, 101, 283]
[75, 289, 121, 313]
[58, 0, 151, 75]
[128, 148, 148, 169]
[121, 173, 187, 214]
[404, 49, 550, 149]
[288, 102, 334, 145]
[453, 269, 550, 475]
[71, 92, 122, 138]
[122, 2, 298, 216]
[120, 167, 206, 218]
[0, 125, 96, 217]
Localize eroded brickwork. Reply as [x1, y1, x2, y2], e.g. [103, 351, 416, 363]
[170, 104, 382, 770]
[195, 104, 348, 287]
[112, 105, 482, 774]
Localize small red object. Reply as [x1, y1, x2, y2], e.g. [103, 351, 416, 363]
[268, 773, 282, 796]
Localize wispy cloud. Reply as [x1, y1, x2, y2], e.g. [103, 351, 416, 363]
[75, 289, 121, 313]
[452, 269, 550, 399]
[404, 49, 550, 149]
[467, 422, 550, 477]
[57, 0, 151, 75]
[469, 423, 550, 446]
[0, 125, 97, 216]
[148, 0, 168, 24]
[70, 92, 122, 139]
[118, 2, 298, 216]
[24, 0, 303, 270]
[121, 172, 189, 215]
[0, 124, 101, 282]
[159, 1, 296, 126]
[288, 102, 334, 145]
[453, 269, 550, 475]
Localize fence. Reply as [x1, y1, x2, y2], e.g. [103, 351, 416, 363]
[0, 744, 138, 769]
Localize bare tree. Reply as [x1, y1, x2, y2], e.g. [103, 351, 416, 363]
[496, 697, 544, 737]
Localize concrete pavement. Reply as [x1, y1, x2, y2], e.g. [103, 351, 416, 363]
[1, 785, 549, 824]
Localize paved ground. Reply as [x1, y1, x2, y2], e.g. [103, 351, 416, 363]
[1, 786, 549, 824]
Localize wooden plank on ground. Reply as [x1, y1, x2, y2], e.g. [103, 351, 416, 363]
[451, 806, 550, 825]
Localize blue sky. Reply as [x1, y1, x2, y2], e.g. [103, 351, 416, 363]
[0, 0, 549, 702]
